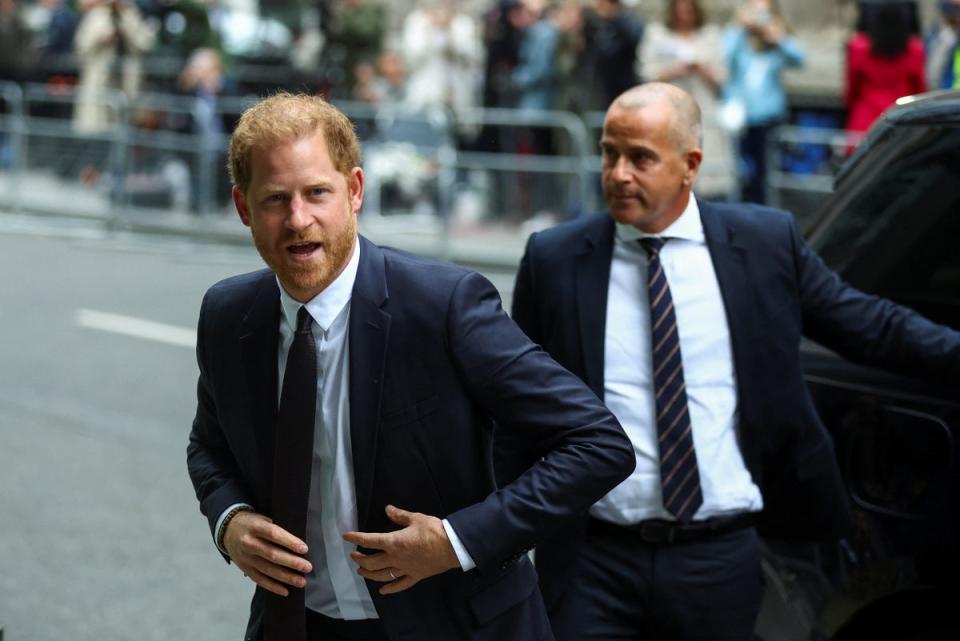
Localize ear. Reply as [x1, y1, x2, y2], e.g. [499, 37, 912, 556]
[233, 185, 251, 227]
[683, 147, 704, 187]
[348, 166, 364, 215]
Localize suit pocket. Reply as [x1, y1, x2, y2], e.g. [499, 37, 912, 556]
[379, 395, 441, 431]
[468, 556, 539, 625]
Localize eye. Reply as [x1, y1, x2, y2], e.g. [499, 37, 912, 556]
[309, 187, 330, 197]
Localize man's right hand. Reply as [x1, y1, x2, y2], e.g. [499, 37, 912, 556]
[223, 511, 313, 597]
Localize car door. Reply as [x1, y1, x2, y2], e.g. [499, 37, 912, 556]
[757, 97, 960, 641]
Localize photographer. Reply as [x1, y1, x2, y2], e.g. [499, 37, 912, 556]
[722, 0, 804, 203]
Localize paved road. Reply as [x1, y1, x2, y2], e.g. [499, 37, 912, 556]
[0, 222, 517, 641]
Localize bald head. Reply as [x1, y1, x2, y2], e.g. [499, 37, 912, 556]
[609, 83, 702, 153]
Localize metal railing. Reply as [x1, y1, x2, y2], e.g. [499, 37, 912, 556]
[765, 124, 865, 228]
[0, 80, 855, 250]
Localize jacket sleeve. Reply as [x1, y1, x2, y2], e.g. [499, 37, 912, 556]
[186, 290, 257, 556]
[444, 271, 635, 576]
[794, 217, 960, 382]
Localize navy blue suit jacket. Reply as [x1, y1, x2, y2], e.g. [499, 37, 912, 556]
[506, 200, 960, 608]
[187, 236, 635, 641]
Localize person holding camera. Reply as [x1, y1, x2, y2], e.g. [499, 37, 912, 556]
[722, 0, 804, 204]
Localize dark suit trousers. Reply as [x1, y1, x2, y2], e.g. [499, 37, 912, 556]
[548, 523, 764, 641]
[305, 610, 388, 641]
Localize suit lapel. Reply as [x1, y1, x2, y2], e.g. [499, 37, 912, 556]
[575, 215, 615, 398]
[699, 201, 760, 462]
[349, 237, 391, 531]
[238, 272, 282, 498]
[700, 201, 751, 363]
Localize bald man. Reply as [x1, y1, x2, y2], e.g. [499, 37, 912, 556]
[501, 83, 960, 640]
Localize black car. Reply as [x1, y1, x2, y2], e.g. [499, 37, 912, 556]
[757, 90, 960, 641]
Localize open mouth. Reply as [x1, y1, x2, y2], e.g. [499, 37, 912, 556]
[286, 242, 322, 258]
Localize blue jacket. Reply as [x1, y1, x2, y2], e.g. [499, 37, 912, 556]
[724, 27, 805, 125]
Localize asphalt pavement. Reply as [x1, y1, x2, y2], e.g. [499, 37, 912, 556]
[0, 219, 519, 641]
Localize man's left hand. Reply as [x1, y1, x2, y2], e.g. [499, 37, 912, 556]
[343, 505, 460, 595]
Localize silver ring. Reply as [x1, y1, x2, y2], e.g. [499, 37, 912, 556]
[388, 569, 397, 580]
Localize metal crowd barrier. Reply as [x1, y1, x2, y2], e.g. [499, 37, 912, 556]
[0, 83, 602, 243]
[765, 124, 865, 228]
[0, 80, 854, 246]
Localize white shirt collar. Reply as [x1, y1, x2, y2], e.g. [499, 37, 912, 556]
[614, 194, 704, 244]
[278, 236, 361, 333]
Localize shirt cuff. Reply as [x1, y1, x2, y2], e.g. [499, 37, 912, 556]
[215, 502, 253, 554]
[441, 518, 476, 572]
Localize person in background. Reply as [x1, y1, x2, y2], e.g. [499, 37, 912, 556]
[0, 0, 30, 169]
[511, 0, 559, 114]
[845, 2, 925, 139]
[352, 51, 406, 105]
[580, 0, 644, 110]
[724, 0, 803, 204]
[401, 0, 483, 129]
[924, 0, 960, 89]
[641, 0, 736, 199]
[73, 0, 155, 135]
[480, 0, 524, 114]
[326, 0, 386, 96]
[35, 0, 80, 64]
[177, 47, 227, 210]
[551, 0, 586, 114]
[0, 0, 31, 83]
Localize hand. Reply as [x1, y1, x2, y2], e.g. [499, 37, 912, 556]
[763, 20, 785, 44]
[223, 511, 313, 597]
[343, 505, 460, 595]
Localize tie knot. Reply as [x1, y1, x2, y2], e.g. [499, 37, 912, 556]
[639, 237, 666, 258]
[295, 306, 313, 334]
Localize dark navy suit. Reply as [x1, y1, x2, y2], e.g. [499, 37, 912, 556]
[187, 236, 636, 641]
[505, 200, 960, 615]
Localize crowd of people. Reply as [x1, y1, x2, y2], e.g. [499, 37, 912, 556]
[1, 0, 959, 204]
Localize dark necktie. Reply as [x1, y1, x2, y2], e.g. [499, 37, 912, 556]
[265, 305, 317, 641]
[640, 238, 703, 523]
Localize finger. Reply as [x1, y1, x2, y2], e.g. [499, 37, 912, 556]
[253, 520, 309, 555]
[379, 574, 418, 595]
[245, 537, 313, 574]
[245, 566, 291, 597]
[385, 505, 414, 527]
[349, 550, 392, 571]
[343, 530, 390, 550]
[249, 556, 308, 589]
[357, 566, 400, 583]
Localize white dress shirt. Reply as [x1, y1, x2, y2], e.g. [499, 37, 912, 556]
[590, 195, 763, 525]
[216, 237, 474, 620]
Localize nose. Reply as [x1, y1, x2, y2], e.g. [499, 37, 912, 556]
[286, 193, 313, 232]
[609, 155, 633, 183]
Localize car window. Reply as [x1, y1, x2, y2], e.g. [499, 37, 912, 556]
[813, 125, 960, 331]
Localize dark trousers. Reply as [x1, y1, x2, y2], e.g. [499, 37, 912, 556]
[305, 610, 388, 641]
[739, 123, 780, 205]
[549, 522, 764, 641]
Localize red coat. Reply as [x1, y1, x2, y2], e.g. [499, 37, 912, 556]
[845, 33, 926, 134]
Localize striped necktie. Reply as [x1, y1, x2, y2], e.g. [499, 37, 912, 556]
[640, 238, 703, 523]
[265, 305, 317, 641]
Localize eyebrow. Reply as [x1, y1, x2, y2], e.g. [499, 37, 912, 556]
[600, 141, 658, 158]
[258, 179, 337, 193]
